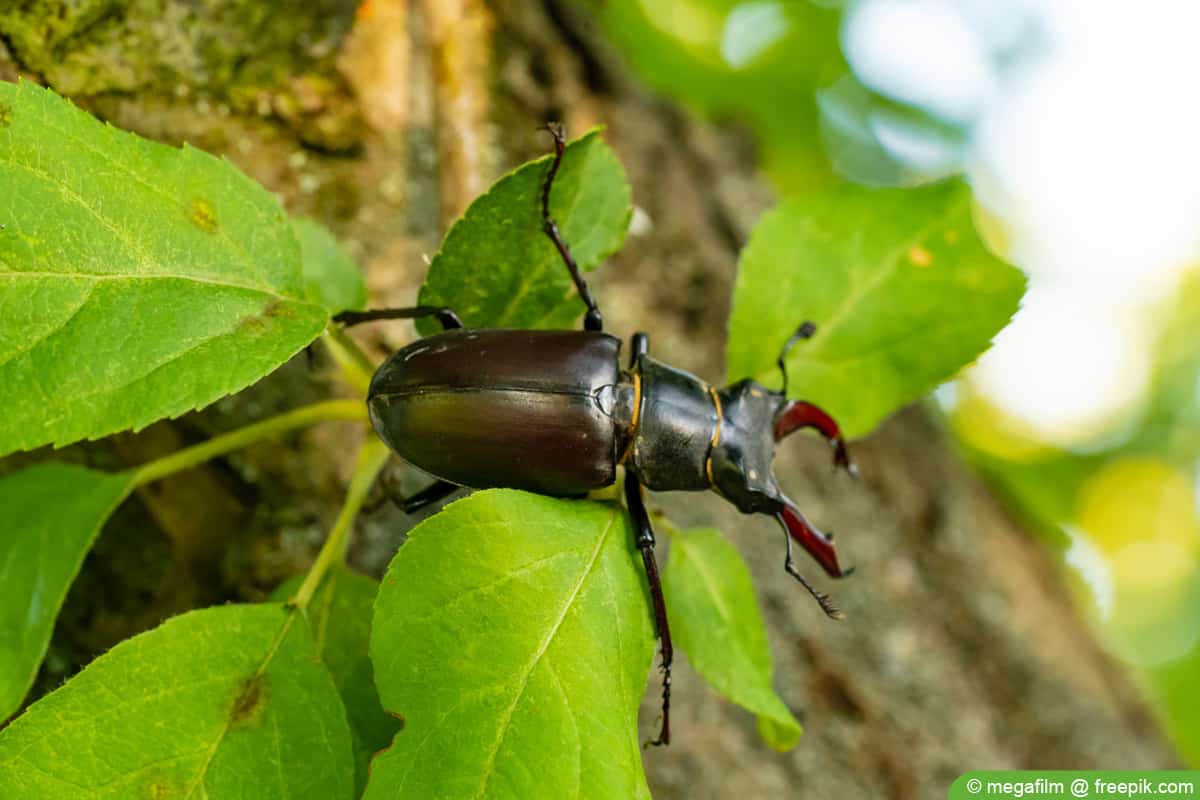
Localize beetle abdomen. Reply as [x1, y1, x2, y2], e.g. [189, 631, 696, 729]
[367, 330, 624, 496]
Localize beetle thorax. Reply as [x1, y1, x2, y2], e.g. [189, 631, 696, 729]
[625, 356, 719, 493]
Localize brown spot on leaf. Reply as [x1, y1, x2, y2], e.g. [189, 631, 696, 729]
[0, 102, 11, 128]
[907, 245, 933, 267]
[263, 300, 301, 319]
[188, 199, 218, 234]
[237, 314, 269, 334]
[231, 675, 268, 726]
[237, 301, 301, 334]
[146, 781, 173, 799]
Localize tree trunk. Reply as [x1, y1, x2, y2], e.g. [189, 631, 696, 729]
[1, 0, 1178, 796]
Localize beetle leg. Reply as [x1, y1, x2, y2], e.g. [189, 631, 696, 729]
[541, 122, 604, 332]
[624, 472, 673, 747]
[361, 471, 460, 516]
[333, 306, 464, 331]
[630, 332, 649, 363]
[392, 479, 461, 514]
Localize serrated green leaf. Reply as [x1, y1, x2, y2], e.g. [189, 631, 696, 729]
[0, 604, 355, 799]
[416, 129, 632, 334]
[726, 180, 1026, 437]
[273, 568, 399, 796]
[0, 80, 327, 456]
[0, 462, 134, 721]
[663, 527, 802, 751]
[366, 490, 654, 800]
[292, 217, 368, 313]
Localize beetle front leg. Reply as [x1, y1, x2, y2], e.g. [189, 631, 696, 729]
[624, 472, 673, 747]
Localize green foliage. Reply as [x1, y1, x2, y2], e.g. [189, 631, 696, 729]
[293, 217, 368, 314]
[416, 130, 631, 334]
[273, 568, 398, 795]
[597, 0, 843, 191]
[0, 80, 327, 457]
[0, 463, 134, 720]
[956, 269, 1200, 765]
[0, 604, 354, 799]
[366, 490, 655, 800]
[663, 527, 801, 750]
[727, 180, 1025, 437]
[0, 78, 1034, 796]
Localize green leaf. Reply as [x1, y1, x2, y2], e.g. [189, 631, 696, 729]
[416, 129, 632, 334]
[0, 463, 134, 721]
[663, 528, 801, 751]
[292, 217, 368, 313]
[273, 568, 399, 796]
[598, 0, 844, 191]
[0, 604, 355, 799]
[366, 490, 655, 800]
[0, 80, 327, 456]
[726, 180, 1026, 437]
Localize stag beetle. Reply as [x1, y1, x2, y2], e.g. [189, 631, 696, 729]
[334, 124, 857, 747]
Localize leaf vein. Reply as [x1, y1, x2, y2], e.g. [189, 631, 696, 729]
[31, 107, 273, 284]
[472, 509, 618, 800]
[181, 611, 300, 799]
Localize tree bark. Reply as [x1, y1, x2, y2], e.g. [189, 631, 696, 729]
[1, 0, 1179, 796]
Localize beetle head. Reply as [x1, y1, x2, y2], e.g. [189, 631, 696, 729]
[710, 379, 850, 579]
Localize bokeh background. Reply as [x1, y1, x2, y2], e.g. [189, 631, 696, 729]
[593, 0, 1200, 764]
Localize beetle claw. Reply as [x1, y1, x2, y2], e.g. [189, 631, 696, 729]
[832, 439, 856, 475]
[777, 500, 845, 578]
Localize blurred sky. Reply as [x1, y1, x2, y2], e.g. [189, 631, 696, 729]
[839, 0, 1200, 669]
[839, 0, 1200, 444]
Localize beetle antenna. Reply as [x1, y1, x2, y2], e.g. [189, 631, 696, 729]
[778, 510, 845, 620]
[785, 559, 844, 620]
[777, 320, 817, 396]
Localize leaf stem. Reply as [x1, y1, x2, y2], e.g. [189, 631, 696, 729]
[292, 438, 391, 608]
[324, 327, 376, 395]
[130, 399, 367, 487]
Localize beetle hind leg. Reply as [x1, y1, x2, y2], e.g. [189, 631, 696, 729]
[541, 122, 604, 332]
[333, 306, 464, 331]
[362, 469, 461, 516]
[624, 472, 673, 747]
[392, 479, 460, 514]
